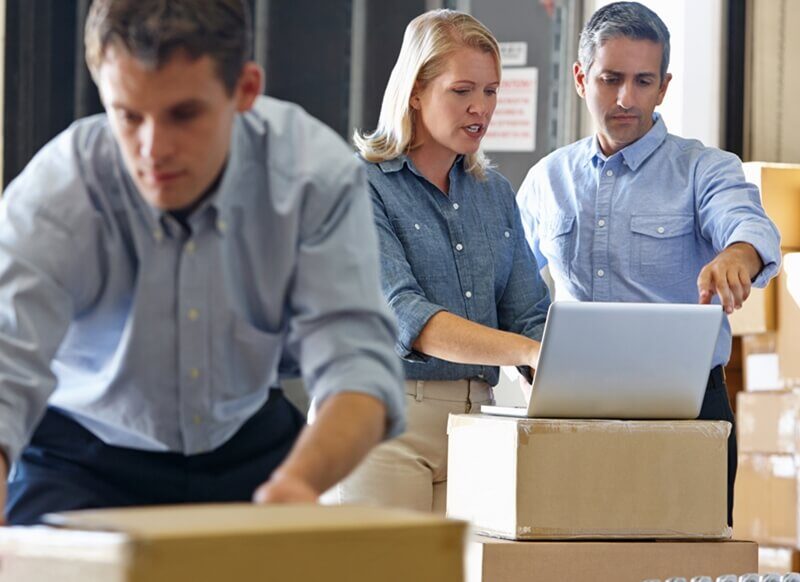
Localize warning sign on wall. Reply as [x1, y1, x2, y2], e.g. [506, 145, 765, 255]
[482, 67, 538, 153]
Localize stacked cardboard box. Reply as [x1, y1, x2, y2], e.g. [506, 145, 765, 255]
[730, 164, 800, 393]
[0, 504, 468, 582]
[447, 414, 756, 580]
[736, 390, 800, 571]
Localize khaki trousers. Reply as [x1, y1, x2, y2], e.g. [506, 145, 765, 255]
[322, 378, 493, 514]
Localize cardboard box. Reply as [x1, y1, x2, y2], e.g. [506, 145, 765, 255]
[742, 163, 800, 245]
[734, 453, 800, 547]
[467, 536, 757, 582]
[0, 504, 467, 582]
[730, 283, 776, 335]
[446, 414, 731, 540]
[759, 546, 800, 574]
[737, 390, 800, 453]
[778, 253, 800, 386]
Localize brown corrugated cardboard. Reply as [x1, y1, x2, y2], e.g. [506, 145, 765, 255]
[734, 453, 800, 547]
[467, 536, 757, 582]
[730, 283, 776, 335]
[741, 164, 800, 246]
[0, 504, 467, 582]
[446, 414, 731, 540]
[737, 390, 800, 453]
[759, 546, 800, 574]
[778, 253, 800, 386]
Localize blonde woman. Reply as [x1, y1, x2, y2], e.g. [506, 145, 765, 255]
[326, 9, 550, 513]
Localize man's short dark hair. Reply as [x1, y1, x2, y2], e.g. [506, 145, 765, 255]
[579, 1, 670, 82]
[85, 0, 253, 94]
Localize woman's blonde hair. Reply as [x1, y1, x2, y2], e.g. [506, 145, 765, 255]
[354, 9, 500, 179]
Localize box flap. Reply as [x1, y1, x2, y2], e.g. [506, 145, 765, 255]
[43, 503, 463, 540]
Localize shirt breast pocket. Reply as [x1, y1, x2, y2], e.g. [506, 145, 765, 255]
[486, 225, 515, 291]
[390, 220, 449, 284]
[215, 319, 283, 420]
[538, 214, 575, 279]
[630, 214, 695, 287]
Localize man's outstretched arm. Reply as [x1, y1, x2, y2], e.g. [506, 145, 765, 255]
[253, 392, 386, 502]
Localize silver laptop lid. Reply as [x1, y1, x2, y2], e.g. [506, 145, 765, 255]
[527, 301, 723, 419]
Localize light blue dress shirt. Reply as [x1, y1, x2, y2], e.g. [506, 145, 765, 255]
[366, 155, 550, 385]
[518, 114, 781, 369]
[0, 96, 405, 462]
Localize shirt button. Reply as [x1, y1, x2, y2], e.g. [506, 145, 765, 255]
[414, 223, 421, 230]
[193, 415, 203, 425]
[187, 308, 200, 321]
[455, 243, 464, 251]
[597, 269, 605, 277]
[216, 219, 228, 233]
[185, 241, 196, 254]
[465, 291, 473, 299]
[189, 368, 200, 380]
[597, 219, 606, 227]
[153, 229, 164, 242]
[657, 226, 665, 234]
[504, 231, 510, 238]
[606, 170, 613, 177]
[453, 203, 460, 210]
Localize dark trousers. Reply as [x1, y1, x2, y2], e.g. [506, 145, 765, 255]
[696, 365, 737, 527]
[6, 390, 305, 525]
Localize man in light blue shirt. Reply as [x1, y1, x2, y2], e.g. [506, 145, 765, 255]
[0, 0, 404, 524]
[517, 1, 780, 526]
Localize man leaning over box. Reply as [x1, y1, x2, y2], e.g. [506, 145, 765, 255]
[0, 0, 405, 524]
[517, 1, 781, 526]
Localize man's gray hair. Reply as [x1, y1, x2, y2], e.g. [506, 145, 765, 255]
[578, 1, 670, 81]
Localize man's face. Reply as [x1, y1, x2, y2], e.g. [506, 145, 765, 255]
[574, 36, 671, 156]
[96, 46, 261, 211]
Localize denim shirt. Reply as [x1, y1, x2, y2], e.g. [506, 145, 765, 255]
[366, 155, 550, 385]
[518, 114, 781, 369]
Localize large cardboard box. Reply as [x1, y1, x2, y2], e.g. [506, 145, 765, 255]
[447, 414, 731, 540]
[734, 453, 800, 547]
[730, 282, 777, 335]
[742, 163, 800, 245]
[0, 504, 467, 582]
[759, 546, 800, 574]
[778, 253, 800, 386]
[738, 390, 800, 453]
[467, 536, 757, 582]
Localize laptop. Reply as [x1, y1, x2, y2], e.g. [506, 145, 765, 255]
[481, 301, 724, 419]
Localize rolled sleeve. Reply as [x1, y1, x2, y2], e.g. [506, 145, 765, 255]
[696, 151, 782, 288]
[287, 160, 406, 440]
[370, 186, 445, 361]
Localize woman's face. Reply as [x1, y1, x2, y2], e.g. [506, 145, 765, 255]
[411, 47, 500, 160]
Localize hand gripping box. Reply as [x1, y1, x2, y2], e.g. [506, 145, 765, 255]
[0, 504, 468, 582]
[446, 414, 731, 540]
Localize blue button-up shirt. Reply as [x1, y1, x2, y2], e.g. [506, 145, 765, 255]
[367, 155, 550, 385]
[0, 96, 405, 461]
[518, 114, 781, 368]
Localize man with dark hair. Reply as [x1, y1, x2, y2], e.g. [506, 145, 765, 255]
[517, 1, 781, 526]
[0, 0, 405, 524]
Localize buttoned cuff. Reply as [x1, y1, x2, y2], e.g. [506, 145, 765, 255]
[726, 231, 780, 288]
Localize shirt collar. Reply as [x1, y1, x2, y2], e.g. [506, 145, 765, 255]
[589, 113, 668, 172]
[377, 153, 466, 177]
